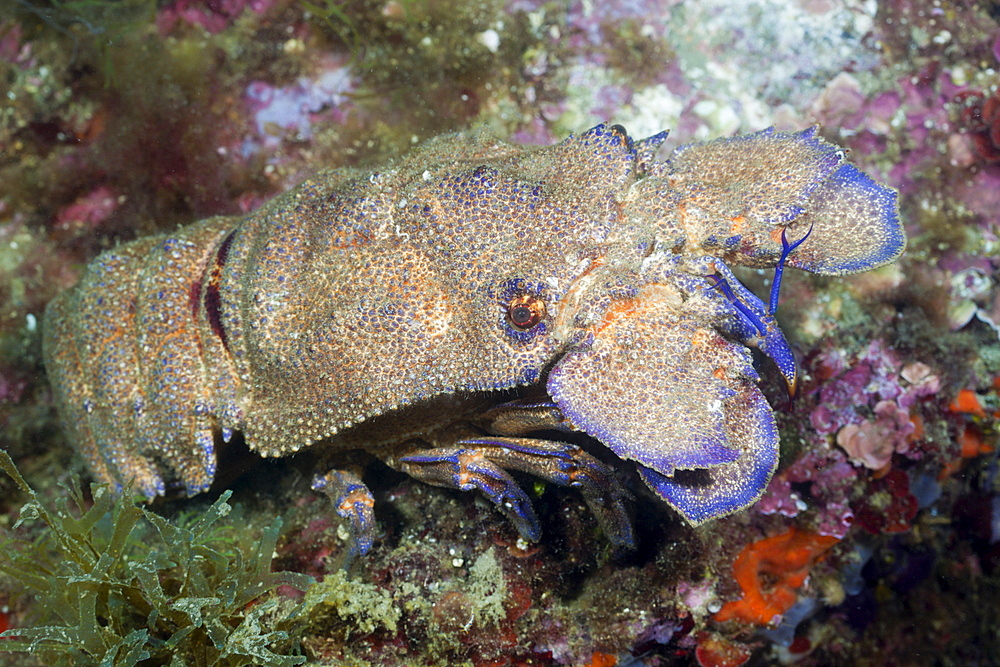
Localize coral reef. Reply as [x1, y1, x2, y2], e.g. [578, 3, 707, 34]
[2, 0, 1000, 665]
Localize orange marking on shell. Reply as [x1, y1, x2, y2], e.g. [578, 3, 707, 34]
[328, 235, 374, 250]
[592, 297, 640, 338]
[729, 215, 748, 234]
[97, 327, 127, 348]
[689, 328, 716, 348]
[676, 200, 701, 248]
[154, 329, 193, 352]
[456, 449, 485, 487]
[339, 487, 375, 513]
[583, 255, 607, 275]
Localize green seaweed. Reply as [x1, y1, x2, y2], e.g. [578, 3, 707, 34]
[301, 0, 363, 58]
[464, 548, 506, 627]
[301, 569, 401, 637]
[0, 450, 313, 666]
[3, 0, 158, 86]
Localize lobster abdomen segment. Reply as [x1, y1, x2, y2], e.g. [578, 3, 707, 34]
[43, 216, 241, 497]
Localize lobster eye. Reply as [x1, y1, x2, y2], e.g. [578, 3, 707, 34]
[508, 295, 546, 330]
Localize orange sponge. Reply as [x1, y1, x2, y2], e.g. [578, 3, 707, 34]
[713, 527, 839, 625]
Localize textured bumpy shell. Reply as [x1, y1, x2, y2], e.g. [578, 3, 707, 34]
[43, 123, 904, 526]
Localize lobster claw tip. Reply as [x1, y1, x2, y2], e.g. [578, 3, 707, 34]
[755, 326, 797, 397]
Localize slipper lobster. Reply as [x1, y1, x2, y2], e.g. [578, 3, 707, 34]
[43, 124, 905, 552]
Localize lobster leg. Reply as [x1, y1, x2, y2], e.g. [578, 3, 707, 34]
[312, 468, 377, 556]
[391, 435, 634, 548]
[474, 399, 573, 436]
[394, 445, 542, 542]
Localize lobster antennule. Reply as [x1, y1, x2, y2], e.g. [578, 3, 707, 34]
[768, 224, 813, 315]
[702, 263, 798, 396]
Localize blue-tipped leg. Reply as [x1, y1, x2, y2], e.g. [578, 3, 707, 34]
[313, 469, 377, 556]
[458, 436, 636, 549]
[399, 447, 542, 542]
[396, 434, 636, 548]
